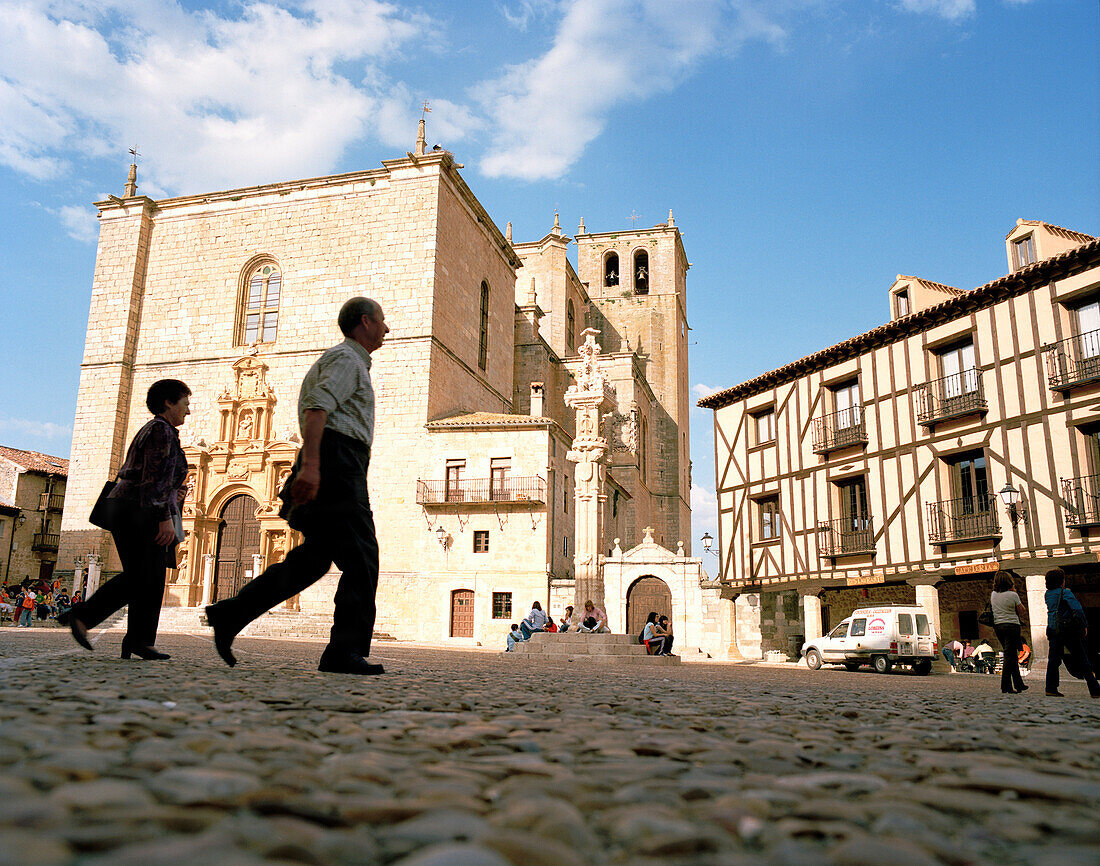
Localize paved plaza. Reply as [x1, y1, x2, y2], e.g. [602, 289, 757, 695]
[1, 628, 1098, 866]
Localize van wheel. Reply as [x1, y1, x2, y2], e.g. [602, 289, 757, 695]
[844, 662, 861, 671]
[913, 659, 932, 676]
[805, 649, 822, 670]
[873, 655, 891, 674]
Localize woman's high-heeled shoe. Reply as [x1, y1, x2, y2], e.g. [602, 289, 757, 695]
[120, 639, 170, 660]
[59, 609, 92, 651]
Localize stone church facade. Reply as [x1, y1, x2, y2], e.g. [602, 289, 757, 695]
[60, 125, 731, 654]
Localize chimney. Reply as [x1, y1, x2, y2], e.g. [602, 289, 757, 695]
[530, 383, 544, 417]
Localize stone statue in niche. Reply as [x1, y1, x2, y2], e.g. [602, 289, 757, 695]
[236, 412, 253, 440]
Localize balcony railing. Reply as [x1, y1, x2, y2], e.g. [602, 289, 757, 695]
[926, 495, 1000, 543]
[817, 517, 876, 557]
[417, 476, 546, 505]
[915, 369, 987, 426]
[1061, 474, 1100, 527]
[811, 408, 868, 455]
[31, 532, 60, 552]
[1043, 329, 1100, 391]
[38, 492, 65, 512]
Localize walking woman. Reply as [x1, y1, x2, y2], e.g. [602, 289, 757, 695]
[990, 570, 1027, 694]
[1044, 567, 1100, 697]
[63, 380, 191, 659]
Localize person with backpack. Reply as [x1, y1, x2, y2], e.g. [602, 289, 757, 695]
[18, 588, 35, 627]
[1044, 567, 1100, 698]
[640, 611, 666, 655]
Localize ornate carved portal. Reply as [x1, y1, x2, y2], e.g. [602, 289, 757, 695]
[565, 329, 616, 613]
[167, 354, 301, 608]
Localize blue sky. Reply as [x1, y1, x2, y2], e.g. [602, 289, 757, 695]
[1, 0, 1097, 552]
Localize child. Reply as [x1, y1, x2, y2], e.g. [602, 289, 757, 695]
[506, 623, 524, 652]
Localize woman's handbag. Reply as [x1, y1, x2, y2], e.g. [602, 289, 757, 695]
[1053, 588, 1084, 638]
[89, 481, 126, 532]
[978, 602, 995, 627]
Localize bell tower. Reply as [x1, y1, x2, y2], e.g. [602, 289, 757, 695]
[575, 211, 691, 553]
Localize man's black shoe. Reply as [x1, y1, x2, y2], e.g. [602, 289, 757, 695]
[205, 604, 239, 667]
[318, 652, 384, 675]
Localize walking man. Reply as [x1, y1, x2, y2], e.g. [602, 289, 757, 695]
[207, 297, 389, 675]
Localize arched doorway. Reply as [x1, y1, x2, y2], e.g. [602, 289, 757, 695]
[626, 575, 671, 635]
[214, 494, 261, 601]
[450, 589, 474, 637]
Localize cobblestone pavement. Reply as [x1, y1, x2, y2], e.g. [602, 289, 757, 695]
[1, 628, 1098, 866]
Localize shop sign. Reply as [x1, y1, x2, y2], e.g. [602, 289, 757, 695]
[846, 572, 885, 586]
[954, 561, 999, 576]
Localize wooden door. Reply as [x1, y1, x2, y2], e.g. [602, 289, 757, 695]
[626, 576, 672, 635]
[214, 494, 261, 601]
[450, 589, 474, 637]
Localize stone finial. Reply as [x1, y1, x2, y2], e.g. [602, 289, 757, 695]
[506, 221, 512, 243]
[643, 526, 655, 544]
[528, 277, 537, 305]
[123, 162, 138, 197]
[552, 211, 561, 235]
[667, 209, 675, 227]
[578, 217, 586, 233]
[415, 118, 426, 157]
[677, 541, 684, 556]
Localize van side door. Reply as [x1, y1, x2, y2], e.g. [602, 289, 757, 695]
[914, 612, 934, 656]
[848, 617, 868, 654]
[821, 621, 850, 662]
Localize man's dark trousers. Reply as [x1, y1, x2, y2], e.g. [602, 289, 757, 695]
[218, 429, 379, 657]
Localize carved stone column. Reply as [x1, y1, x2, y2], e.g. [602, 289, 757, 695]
[201, 553, 216, 606]
[565, 329, 615, 614]
[72, 560, 84, 598]
[85, 554, 101, 597]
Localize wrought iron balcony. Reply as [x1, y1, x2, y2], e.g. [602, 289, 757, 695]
[811, 408, 868, 455]
[926, 495, 1000, 543]
[31, 532, 60, 552]
[417, 476, 546, 505]
[817, 517, 876, 557]
[915, 369, 987, 426]
[38, 492, 65, 512]
[1061, 474, 1100, 527]
[1043, 329, 1100, 391]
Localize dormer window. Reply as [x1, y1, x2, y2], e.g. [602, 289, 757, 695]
[1013, 235, 1035, 269]
[894, 289, 910, 318]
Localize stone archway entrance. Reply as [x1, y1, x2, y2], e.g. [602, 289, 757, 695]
[214, 494, 261, 601]
[626, 575, 672, 635]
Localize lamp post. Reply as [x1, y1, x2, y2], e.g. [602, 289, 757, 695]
[999, 482, 1026, 526]
[700, 531, 718, 557]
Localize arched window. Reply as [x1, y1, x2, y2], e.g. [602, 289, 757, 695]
[633, 249, 649, 295]
[566, 298, 576, 354]
[478, 280, 490, 371]
[237, 261, 281, 345]
[604, 252, 619, 287]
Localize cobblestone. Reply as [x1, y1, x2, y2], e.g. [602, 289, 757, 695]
[0, 627, 1098, 864]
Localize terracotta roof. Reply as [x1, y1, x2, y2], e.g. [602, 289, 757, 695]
[0, 446, 69, 476]
[897, 276, 965, 297]
[1009, 220, 1096, 244]
[425, 412, 555, 429]
[699, 237, 1100, 410]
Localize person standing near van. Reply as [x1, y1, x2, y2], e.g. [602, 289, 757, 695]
[990, 570, 1027, 694]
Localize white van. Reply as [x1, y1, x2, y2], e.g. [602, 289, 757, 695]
[801, 605, 937, 675]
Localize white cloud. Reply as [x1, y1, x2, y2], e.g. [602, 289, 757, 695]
[477, 0, 723, 181]
[690, 481, 718, 566]
[500, 0, 561, 31]
[692, 382, 721, 401]
[0, 418, 73, 441]
[896, 0, 976, 20]
[0, 1, 477, 198]
[52, 204, 99, 244]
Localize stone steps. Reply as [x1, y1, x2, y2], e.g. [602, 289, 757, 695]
[504, 632, 681, 665]
[155, 605, 393, 642]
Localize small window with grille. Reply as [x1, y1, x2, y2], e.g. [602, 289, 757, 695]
[473, 530, 489, 553]
[492, 592, 512, 619]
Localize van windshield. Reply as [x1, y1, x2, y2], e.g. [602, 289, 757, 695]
[898, 614, 913, 636]
[916, 614, 930, 636]
[850, 618, 867, 637]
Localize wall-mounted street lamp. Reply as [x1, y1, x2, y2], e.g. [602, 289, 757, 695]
[16, 513, 26, 528]
[999, 482, 1027, 527]
[435, 525, 448, 547]
[700, 531, 718, 557]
